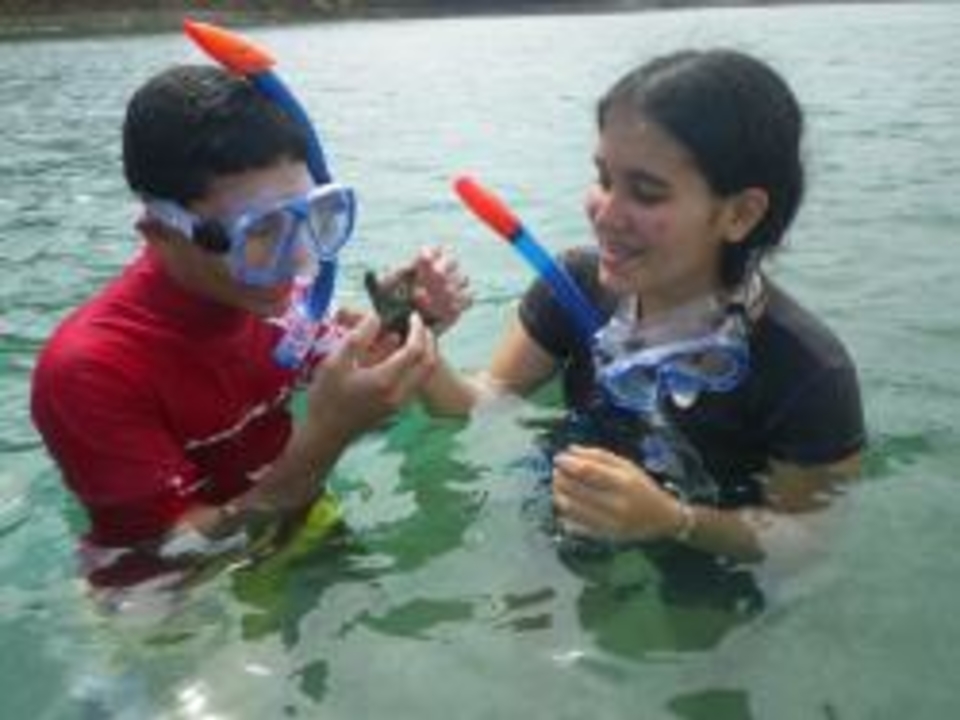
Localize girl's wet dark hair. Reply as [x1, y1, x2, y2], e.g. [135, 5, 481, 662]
[597, 49, 805, 287]
[123, 64, 309, 206]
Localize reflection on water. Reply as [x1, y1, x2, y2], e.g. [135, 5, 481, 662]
[0, 473, 30, 535]
[3, 3, 960, 719]
[563, 547, 764, 659]
[666, 687, 756, 720]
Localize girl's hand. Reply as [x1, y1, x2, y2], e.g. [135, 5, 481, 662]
[552, 444, 687, 542]
[384, 246, 472, 336]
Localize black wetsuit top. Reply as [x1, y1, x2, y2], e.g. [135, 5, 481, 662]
[519, 247, 866, 509]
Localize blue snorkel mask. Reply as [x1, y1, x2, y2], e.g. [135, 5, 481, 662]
[593, 293, 750, 417]
[181, 19, 353, 368]
[590, 289, 754, 504]
[145, 183, 356, 288]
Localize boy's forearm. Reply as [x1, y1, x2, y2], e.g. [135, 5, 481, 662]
[247, 415, 351, 511]
[182, 414, 352, 540]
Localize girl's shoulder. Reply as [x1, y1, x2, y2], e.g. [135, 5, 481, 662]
[753, 281, 855, 372]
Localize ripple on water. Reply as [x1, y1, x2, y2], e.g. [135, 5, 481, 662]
[0, 472, 31, 537]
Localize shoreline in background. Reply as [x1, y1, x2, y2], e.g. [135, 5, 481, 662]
[0, 0, 864, 41]
[4, 2, 614, 41]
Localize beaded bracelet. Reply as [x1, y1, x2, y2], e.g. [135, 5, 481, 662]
[216, 499, 244, 527]
[673, 501, 698, 543]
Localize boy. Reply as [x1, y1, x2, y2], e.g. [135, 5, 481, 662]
[31, 64, 462, 584]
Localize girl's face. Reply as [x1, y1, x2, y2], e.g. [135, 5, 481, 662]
[586, 108, 741, 314]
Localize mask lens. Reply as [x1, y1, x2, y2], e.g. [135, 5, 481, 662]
[240, 210, 295, 271]
[672, 349, 737, 384]
[600, 363, 659, 413]
[227, 184, 356, 287]
[305, 186, 355, 258]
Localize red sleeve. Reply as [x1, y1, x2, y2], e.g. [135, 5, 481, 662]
[31, 350, 200, 545]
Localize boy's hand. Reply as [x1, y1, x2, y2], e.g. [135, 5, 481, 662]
[304, 313, 437, 441]
[333, 307, 402, 365]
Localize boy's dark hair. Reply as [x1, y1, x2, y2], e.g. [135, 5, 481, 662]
[598, 49, 805, 287]
[123, 64, 308, 205]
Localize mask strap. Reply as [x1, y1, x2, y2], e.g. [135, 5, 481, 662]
[142, 199, 197, 238]
[304, 259, 337, 319]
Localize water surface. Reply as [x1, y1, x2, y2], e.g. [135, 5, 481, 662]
[1, 4, 959, 718]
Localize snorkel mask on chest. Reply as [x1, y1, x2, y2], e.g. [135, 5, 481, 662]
[175, 19, 355, 369]
[592, 290, 751, 416]
[590, 287, 753, 502]
[453, 176, 753, 503]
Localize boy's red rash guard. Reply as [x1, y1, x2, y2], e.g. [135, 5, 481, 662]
[31, 246, 331, 546]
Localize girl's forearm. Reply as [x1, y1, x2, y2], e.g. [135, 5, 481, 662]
[417, 357, 501, 417]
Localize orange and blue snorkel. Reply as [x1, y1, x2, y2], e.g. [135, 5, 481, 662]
[183, 19, 346, 367]
[453, 175, 604, 343]
[183, 19, 332, 185]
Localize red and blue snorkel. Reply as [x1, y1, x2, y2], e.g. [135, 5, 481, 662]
[183, 19, 347, 367]
[453, 176, 604, 344]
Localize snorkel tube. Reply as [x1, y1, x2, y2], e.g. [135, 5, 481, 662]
[453, 176, 604, 344]
[183, 19, 343, 367]
[183, 20, 332, 185]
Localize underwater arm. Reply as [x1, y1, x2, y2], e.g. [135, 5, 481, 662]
[172, 315, 438, 544]
[552, 447, 860, 564]
[172, 406, 356, 549]
[733, 454, 862, 566]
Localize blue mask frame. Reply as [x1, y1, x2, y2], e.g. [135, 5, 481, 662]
[594, 309, 750, 415]
[145, 183, 356, 288]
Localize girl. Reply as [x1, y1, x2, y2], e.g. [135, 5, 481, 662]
[421, 49, 865, 563]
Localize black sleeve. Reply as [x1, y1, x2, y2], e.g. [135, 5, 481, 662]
[767, 363, 866, 465]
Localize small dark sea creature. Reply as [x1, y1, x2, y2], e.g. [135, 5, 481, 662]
[364, 269, 418, 337]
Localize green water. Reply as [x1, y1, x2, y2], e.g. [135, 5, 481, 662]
[2, 4, 960, 718]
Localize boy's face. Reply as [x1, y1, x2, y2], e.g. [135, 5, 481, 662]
[154, 159, 313, 317]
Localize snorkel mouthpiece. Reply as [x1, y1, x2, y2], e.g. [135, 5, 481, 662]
[183, 18, 349, 369]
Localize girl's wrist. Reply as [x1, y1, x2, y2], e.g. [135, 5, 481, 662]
[670, 500, 698, 543]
